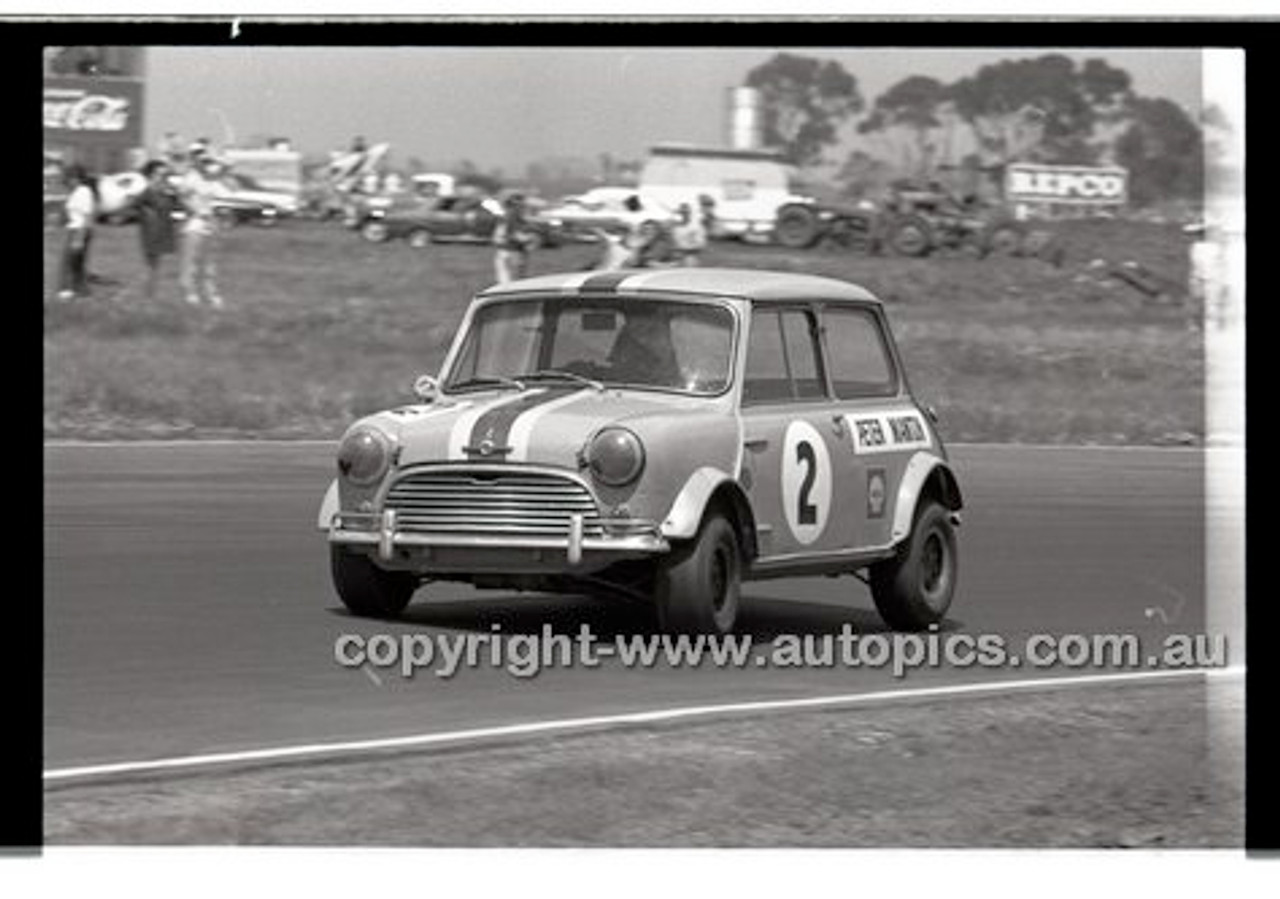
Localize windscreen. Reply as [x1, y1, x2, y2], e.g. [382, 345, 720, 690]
[446, 297, 737, 395]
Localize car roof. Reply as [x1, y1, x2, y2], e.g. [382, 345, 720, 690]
[478, 268, 882, 305]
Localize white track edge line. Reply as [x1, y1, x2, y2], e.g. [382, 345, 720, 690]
[44, 667, 1240, 783]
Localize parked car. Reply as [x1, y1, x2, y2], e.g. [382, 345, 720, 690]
[358, 194, 561, 248]
[318, 268, 963, 635]
[538, 187, 678, 239]
[211, 172, 300, 227]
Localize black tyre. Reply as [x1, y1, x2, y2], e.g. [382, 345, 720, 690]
[888, 214, 934, 257]
[869, 502, 958, 631]
[361, 220, 390, 243]
[655, 514, 741, 635]
[774, 203, 822, 249]
[984, 221, 1025, 257]
[407, 228, 432, 249]
[331, 546, 418, 618]
[827, 216, 876, 254]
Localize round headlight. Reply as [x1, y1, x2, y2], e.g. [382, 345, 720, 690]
[337, 426, 393, 486]
[587, 427, 645, 487]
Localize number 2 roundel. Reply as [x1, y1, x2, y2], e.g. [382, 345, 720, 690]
[781, 420, 832, 545]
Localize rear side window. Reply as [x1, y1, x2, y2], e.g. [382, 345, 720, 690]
[743, 307, 827, 403]
[822, 306, 897, 398]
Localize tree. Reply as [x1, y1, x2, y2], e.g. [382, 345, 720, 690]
[947, 54, 1133, 166]
[745, 53, 864, 167]
[857, 75, 949, 178]
[1113, 96, 1204, 206]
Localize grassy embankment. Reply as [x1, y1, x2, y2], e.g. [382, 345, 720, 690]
[44, 218, 1203, 444]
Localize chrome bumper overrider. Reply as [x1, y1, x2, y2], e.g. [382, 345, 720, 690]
[329, 510, 669, 564]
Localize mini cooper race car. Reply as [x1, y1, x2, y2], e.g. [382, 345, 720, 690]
[319, 268, 963, 634]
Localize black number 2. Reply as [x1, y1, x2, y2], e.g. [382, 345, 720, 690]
[796, 440, 818, 525]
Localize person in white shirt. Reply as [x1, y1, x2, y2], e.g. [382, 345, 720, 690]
[177, 155, 230, 308]
[670, 202, 707, 266]
[56, 164, 98, 300]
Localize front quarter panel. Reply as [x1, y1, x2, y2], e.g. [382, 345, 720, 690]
[592, 408, 741, 528]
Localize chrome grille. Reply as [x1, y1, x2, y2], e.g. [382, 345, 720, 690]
[384, 469, 604, 538]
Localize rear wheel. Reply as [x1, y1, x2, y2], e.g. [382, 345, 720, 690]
[888, 214, 934, 257]
[773, 203, 822, 249]
[331, 546, 418, 618]
[655, 513, 741, 635]
[361, 220, 390, 243]
[407, 228, 432, 249]
[869, 502, 957, 631]
[984, 221, 1025, 257]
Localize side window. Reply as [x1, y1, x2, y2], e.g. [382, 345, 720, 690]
[743, 309, 788, 403]
[781, 309, 825, 399]
[743, 307, 826, 403]
[822, 306, 897, 399]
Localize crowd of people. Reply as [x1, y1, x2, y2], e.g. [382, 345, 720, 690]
[53, 141, 720, 299]
[53, 139, 232, 307]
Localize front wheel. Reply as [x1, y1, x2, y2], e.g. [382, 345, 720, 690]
[407, 228, 432, 249]
[331, 546, 418, 618]
[869, 502, 957, 631]
[655, 514, 741, 635]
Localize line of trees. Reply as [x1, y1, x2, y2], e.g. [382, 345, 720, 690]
[744, 52, 1208, 208]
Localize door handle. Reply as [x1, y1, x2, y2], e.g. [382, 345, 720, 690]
[743, 438, 769, 451]
[830, 415, 846, 438]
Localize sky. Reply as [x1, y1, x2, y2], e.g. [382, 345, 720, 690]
[144, 46, 1207, 174]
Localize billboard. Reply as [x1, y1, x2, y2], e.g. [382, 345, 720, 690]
[1004, 163, 1128, 207]
[43, 76, 144, 148]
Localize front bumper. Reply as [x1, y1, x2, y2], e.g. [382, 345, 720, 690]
[329, 509, 669, 572]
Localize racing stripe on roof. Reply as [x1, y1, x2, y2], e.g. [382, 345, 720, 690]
[579, 272, 635, 294]
[556, 272, 595, 293]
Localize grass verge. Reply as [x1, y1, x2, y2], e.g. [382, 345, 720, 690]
[45, 679, 1240, 846]
[44, 219, 1203, 443]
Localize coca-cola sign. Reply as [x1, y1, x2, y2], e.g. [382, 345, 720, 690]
[43, 77, 143, 146]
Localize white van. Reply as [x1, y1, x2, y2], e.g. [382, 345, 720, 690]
[639, 144, 808, 239]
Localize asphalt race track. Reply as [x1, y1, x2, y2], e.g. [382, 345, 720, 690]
[44, 442, 1208, 771]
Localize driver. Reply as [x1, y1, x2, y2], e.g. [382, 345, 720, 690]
[607, 311, 681, 387]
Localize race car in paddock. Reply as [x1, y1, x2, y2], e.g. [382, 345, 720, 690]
[319, 268, 963, 635]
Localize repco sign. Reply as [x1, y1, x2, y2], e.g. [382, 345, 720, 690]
[1005, 163, 1128, 206]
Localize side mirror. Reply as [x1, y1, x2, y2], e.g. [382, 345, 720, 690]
[413, 374, 440, 403]
[924, 404, 940, 424]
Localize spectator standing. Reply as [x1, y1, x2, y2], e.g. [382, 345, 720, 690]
[698, 193, 718, 237]
[177, 154, 230, 308]
[56, 164, 98, 300]
[670, 202, 708, 266]
[591, 227, 633, 271]
[134, 160, 180, 301]
[492, 193, 536, 284]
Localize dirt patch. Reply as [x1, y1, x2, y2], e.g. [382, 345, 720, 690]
[45, 679, 1241, 846]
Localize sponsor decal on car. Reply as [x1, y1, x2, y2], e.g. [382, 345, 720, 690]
[846, 410, 932, 455]
[867, 467, 887, 519]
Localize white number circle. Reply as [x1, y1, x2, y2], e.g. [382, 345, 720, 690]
[781, 420, 831, 545]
